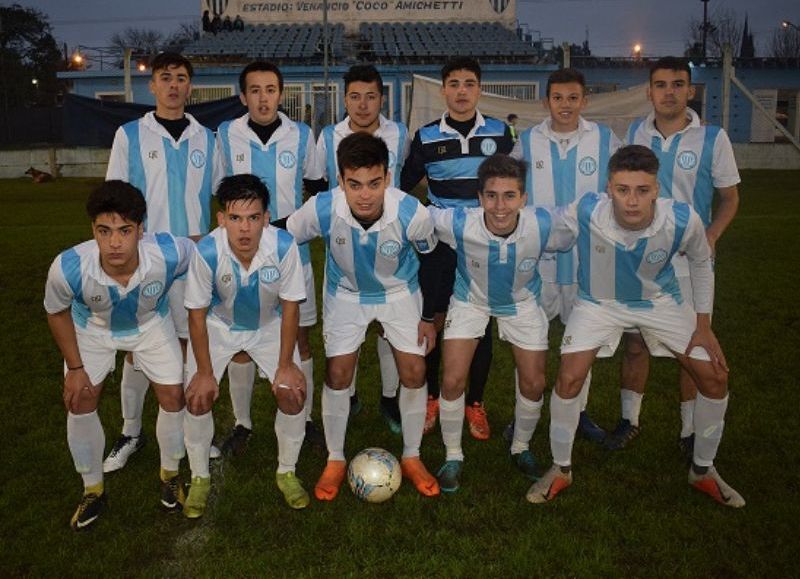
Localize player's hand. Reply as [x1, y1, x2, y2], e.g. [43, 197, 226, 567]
[705, 230, 718, 256]
[63, 367, 96, 413]
[686, 326, 728, 375]
[186, 372, 219, 415]
[418, 320, 437, 355]
[273, 363, 306, 407]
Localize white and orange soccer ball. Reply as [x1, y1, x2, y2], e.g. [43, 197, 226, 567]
[347, 448, 402, 503]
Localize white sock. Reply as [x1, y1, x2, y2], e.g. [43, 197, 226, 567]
[620, 389, 644, 426]
[156, 407, 185, 472]
[348, 364, 358, 398]
[67, 411, 104, 488]
[680, 400, 695, 438]
[184, 411, 213, 479]
[322, 385, 350, 461]
[300, 357, 314, 421]
[399, 384, 426, 458]
[511, 392, 543, 455]
[275, 409, 306, 474]
[377, 335, 399, 398]
[120, 358, 149, 437]
[439, 393, 465, 462]
[693, 392, 728, 468]
[550, 392, 580, 467]
[578, 369, 592, 412]
[228, 360, 255, 430]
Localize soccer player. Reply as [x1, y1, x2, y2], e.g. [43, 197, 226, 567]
[311, 64, 411, 434]
[510, 68, 622, 444]
[401, 57, 515, 440]
[526, 145, 744, 508]
[183, 174, 309, 514]
[430, 155, 571, 492]
[104, 52, 215, 471]
[213, 60, 320, 455]
[286, 132, 441, 501]
[44, 180, 194, 530]
[615, 57, 740, 453]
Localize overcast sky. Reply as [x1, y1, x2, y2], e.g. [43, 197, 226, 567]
[13, 0, 798, 58]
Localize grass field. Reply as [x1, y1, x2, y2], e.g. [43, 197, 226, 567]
[1, 172, 799, 577]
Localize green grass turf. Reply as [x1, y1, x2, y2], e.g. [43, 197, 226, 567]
[1, 172, 798, 577]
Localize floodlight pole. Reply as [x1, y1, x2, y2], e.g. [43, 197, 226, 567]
[323, 0, 330, 126]
[124, 48, 133, 103]
[701, 0, 711, 62]
[721, 43, 732, 131]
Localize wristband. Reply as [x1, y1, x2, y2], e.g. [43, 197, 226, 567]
[67, 364, 84, 371]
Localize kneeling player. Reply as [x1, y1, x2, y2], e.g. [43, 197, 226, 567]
[44, 181, 194, 530]
[430, 155, 571, 492]
[286, 132, 440, 500]
[527, 145, 744, 508]
[183, 174, 309, 514]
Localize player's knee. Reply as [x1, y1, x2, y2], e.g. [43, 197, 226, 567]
[697, 372, 728, 399]
[276, 388, 305, 415]
[517, 373, 546, 400]
[440, 373, 466, 400]
[155, 385, 185, 412]
[555, 371, 586, 399]
[398, 357, 425, 389]
[326, 366, 354, 390]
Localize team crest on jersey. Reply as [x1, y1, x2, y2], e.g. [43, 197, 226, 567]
[645, 249, 668, 264]
[221, 273, 232, 284]
[142, 280, 164, 298]
[578, 156, 597, 176]
[278, 151, 297, 169]
[480, 139, 498, 156]
[677, 150, 698, 170]
[190, 149, 206, 168]
[517, 257, 537, 272]
[259, 266, 280, 284]
[489, 0, 509, 14]
[379, 240, 401, 258]
[535, 160, 544, 170]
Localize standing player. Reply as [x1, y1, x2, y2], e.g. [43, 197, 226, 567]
[613, 57, 740, 453]
[510, 68, 622, 444]
[45, 181, 194, 529]
[286, 133, 440, 501]
[430, 155, 571, 492]
[401, 57, 515, 440]
[526, 145, 744, 508]
[104, 52, 215, 471]
[213, 61, 320, 454]
[183, 175, 309, 514]
[311, 64, 411, 433]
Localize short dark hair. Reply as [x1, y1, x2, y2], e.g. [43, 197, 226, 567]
[150, 52, 194, 78]
[344, 64, 383, 95]
[608, 145, 660, 176]
[441, 57, 481, 84]
[546, 68, 586, 97]
[239, 60, 284, 94]
[336, 132, 389, 177]
[507, 113, 518, 122]
[478, 154, 527, 193]
[86, 180, 147, 224]
[216, 174, 270, 212]
[650, 56, 691, 83]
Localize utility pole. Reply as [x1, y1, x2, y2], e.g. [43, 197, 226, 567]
[701, 0, 712, 61]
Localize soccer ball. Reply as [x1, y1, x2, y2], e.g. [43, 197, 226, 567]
[347, 448, 402, 503]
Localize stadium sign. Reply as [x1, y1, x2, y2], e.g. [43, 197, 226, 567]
[205, 0, 516, 31]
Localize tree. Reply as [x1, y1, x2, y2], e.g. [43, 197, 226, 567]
[770, 26, 800, 58]
[163, 23, 199, 52]
[684, 7, 744, 59]
[0, 4, 62, 108]
[109, 27, 164, 64]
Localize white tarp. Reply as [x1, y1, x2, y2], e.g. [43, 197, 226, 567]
[408, 74, 653, 140]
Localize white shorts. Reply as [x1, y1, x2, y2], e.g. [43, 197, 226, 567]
[167, 277, 188, 339]
[444, 297, 549, 351]
[299, 262, 318, 328]
[322, 292, 425, 357]
[561, 298, 711, 361]
[185, 315, 301, 384]
[71, 316, 183, 386]
[539, 282, 578, 324]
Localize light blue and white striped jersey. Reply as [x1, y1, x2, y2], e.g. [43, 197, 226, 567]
[429, 206, 572, 316]
[286, 186, 436, 304]
[311, 114, 409, 188]
[562, 193, 714, 312]
[107, 112, 215, 237]
[44, 233, 194, 337]
[185, 225, 305, 332]
[511, 117, 622, 286]
[626, 109, 740, 227]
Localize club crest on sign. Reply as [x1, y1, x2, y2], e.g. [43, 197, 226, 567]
[142, 280, 164, 298]
[279, 151, 296, 169]
[489, 0, 509, 14]
[677, 150, 698, 170]
[480, 139, 498, 156]
[379, 240, 401, 258]
[259, 266, 280, 284]
[190, 149, 206, 168]
[206, 0, 229, 16]
[578, 156, 597, 176]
